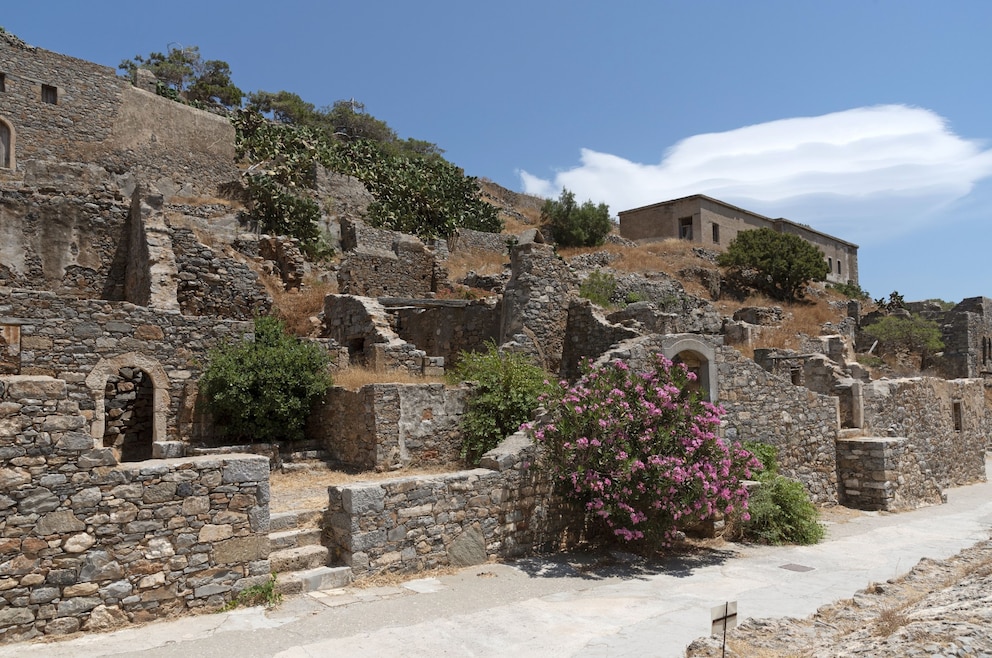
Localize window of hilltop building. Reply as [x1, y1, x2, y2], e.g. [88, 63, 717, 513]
[837, 260, 842, 275]
[41, 83, 58, 104]
[678, 217, 693, 240]
[711, 224, 720, 244]
[828, 257, 833, 273]
[0, 120, 12, 169]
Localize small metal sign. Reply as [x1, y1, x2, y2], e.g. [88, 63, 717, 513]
[711, 600, 738, 635]
[711, 601, 738, 657]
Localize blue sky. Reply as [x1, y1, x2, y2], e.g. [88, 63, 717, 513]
[5, 1, 992, 303]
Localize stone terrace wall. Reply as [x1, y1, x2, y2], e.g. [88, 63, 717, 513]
[0, 172, 129, 300]
[338, 236, 444, 298]
[0, 375, 270, 642]
[314, 383, 467, 471]
[835, 436, 943, 512]
[717, 346, 839, 503]
[1, 287, 251, 442]
[325, 434, 573, 577]
[446, 227, 511, 256]
[171, 228, 271, 320]
[859, 377, 987, 488]
[384, 298, 501, 368]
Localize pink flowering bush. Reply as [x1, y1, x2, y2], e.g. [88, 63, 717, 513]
[527, 355, 759, 546]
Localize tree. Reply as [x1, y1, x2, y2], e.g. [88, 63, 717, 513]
[120, 45, 242, 108]
[448, 342, 557, 465]
[540, 188, 613, 247]
[717, 227, 830, 301]
[530, 355, 758, 547]
[864, 314, 944, 367]
[199, 316, 332, 443]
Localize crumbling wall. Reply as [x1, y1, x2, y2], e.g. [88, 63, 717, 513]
[325, 434, 574, 578]
[0, 375, 270, 642]
[171, 228, 270, 320]
[499, 243, 577, 373]
[937, 297, 992, 379]
[338, 234, 443, 298]
[835, 436, 943, 512]
[1, 287, 251, 442]
[315, 383, 467, 471]
[385, 298, 501, 367]
[560, 300, 641, 380]
[859, 377, 987, 488]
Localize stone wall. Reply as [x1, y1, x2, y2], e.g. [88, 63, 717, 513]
[338, 235, 444, 298]
[859, 377, 987, 488]
[446, 227, 511, 256]
[561, 300, 640, 380]
[1, 287, 251, 443]
[383, 298, 501, 368]
[0, 33, 237, 198]
[171, 228, 271, 320]
[936, 297, 992, 379]
[324, 433, 574, 578]
[835, 435, 943, 512]
[0, 375, 271, 642]
[499, 243, 577, 374]
[314, 383, 467, 471]
[0, 169, 129, 300]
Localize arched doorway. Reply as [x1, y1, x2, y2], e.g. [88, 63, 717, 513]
[86, 352, 170, 462]
[103, 367, 155, 461]
[0, 118, 14, 169]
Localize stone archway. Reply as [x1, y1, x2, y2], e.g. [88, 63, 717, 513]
[86, 353, 170, 461]
[660, 336, 718, 403]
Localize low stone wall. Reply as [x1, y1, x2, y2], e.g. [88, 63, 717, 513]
[859, 377, 987, 488]
[314, 383, 467, 471]
[338, 237, 443, 298]
[324, 434, 573, 577]
[446, 227, 510, 255]
[835, 435, 943, 511]
[0, 375, 271, 642]
[561, 300, 640, 380]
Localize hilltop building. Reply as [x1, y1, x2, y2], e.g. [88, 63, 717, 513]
[618, 194, 859, 286]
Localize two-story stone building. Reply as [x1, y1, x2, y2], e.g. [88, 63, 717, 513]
[618, 194, 859, 286]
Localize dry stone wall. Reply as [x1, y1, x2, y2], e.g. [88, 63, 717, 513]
[835, 435, 943, 511]
[1, 287, 251, 442]
[859, 377, 987, 488]
[325, 434, 575, 578]
[384, 298, 501, 367]
[314, 383, 467, 471]
[0, 375, 271, 642]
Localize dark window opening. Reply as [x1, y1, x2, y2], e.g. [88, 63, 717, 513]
[790, 367, 802, 385]
[678, 217, 693, 240]
[711, 224, 720, 244]
[0, 73, 6, 93]
[0, 122, 10, 169]
[41, 84, 57, 104]
[837, 260, 842, 275]
[952, 401, 963, 431]
[104, 367, 155, 461]
[828, 257, 833, 272]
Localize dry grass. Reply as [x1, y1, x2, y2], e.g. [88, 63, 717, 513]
[559, 239, 710, 277]
[333, 366, 447, 391]
[445, 249, 510, 281]
[349, 564, 464, 589]
[257, 273, 336, 337]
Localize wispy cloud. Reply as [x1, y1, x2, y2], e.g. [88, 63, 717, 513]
[519, 105, 992, 243]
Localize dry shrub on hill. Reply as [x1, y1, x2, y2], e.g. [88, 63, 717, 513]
[261, 274, 336, 336]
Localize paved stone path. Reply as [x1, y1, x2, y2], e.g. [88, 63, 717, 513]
[3, 460, 991, 658]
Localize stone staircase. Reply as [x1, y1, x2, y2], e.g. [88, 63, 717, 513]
[269, 506, 352, 596]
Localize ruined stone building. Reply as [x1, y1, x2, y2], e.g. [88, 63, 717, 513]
[618, 194, 859, 286]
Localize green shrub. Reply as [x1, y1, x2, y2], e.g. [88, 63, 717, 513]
[717, 227, 830, 301]
[222, 573, 281, 610]
[541, 188, 613, 247]
[579, 270, 617, 308]
[736, 442, 824, 545]
[449, 342, 557, 465]
[200, 316, 332, 444]
[864, 314, 944, 356]
[829, 281, 870, 300]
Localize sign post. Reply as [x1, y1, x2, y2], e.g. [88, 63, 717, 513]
[710, 601, 738, 658]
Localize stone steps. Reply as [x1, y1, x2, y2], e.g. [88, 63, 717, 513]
[266, 505, 353, 597]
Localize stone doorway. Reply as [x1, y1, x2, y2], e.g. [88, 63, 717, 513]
[103, 367, 155, 461]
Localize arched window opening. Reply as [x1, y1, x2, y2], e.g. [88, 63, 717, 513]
[672, 350, 711, 402]
[103, 367, 155, 461]
[0, 119, 12, 169]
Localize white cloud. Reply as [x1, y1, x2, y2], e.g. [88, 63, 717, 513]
[519, 105, 992, 244]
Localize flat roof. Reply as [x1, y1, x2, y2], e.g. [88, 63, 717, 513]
[618, 194, 858, 249]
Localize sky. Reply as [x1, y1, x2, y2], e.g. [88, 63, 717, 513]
[4, 1, 992, 303]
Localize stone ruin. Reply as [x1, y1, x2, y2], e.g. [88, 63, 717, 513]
[1, 31, 991, 642]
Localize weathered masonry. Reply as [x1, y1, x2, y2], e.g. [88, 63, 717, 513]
[618, 195, 859, 286]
